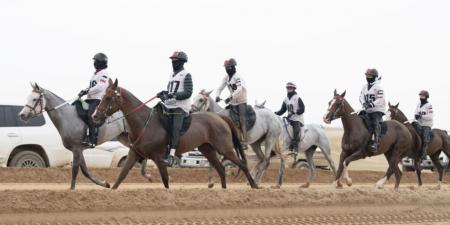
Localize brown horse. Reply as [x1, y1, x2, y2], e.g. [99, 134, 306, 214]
[92, 79, 258, 189]
[323, 90, 412, 189]
[388, 102, 450, 189]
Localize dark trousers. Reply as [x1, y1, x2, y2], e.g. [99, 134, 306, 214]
[231, 103, 247, 143]
[168, 108, 187, 150]
[289, 120, 302, 150]
[85, 99, 100, 144]
[368, 112, 383, 141]
[422, 126, 431, 144]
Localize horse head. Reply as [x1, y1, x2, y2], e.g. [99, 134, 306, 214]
[191, 89, 213, 112]
[19, 82, 47, 122]
[323, 89, 347, 124]
[93, 78, 121, 124]
[387, 102, 406, 122]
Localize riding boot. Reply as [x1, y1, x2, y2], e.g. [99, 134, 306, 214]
[160, 108, 184, 167]
[81, 128, 89, 146]
[238, 103, 248, 150]
[421, 144, 428, 160]
[161, 145, 176, 167]
[88, 126, 98, 148]
[369, 131, 380, 153]
[291, 121, 301, 154]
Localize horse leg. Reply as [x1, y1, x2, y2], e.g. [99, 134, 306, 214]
[430, 151, 444, 190]
[413, 157, 423, 187]
[388, 153, 403, 190]
[79, 153, 110, 188]
[70, 151, 82, 190]
[341, 150, 367, 187]
[199, 145, 227, 189]
[254, 137, 277, 186]
[250, 140, 265, 181]
[221, 146, 258, 189]
[334, 151, 350, 189]
[153, 152, 170, 189]
[140, 159, 153, 182]
[375, 151, 394, 189]
[272, 139, 286, 188]
[111, 150, 138, 189]
[300, 146, 316, 188]
[319, 141, 337, 176]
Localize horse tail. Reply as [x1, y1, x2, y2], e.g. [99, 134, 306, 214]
[220, 115, 247, 165]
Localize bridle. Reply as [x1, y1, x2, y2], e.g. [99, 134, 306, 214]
[25, 90, 45, 116]
[326, 96, 353, 121]
[191, 93, 209, 112]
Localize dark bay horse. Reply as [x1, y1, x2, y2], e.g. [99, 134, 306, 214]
[323, 90, 412, 189]
[92, 79, 258, 189]
[388, 102, 450, 189]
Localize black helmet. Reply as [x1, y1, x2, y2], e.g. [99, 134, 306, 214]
[286, 82, 297, 89]
[93, 53, 108, 62]
[169, 51, 188, 62]
[224, 58, 237, 67]
[365, 68, 379, 77]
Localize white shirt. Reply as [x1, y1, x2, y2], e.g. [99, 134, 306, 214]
[359, 80, 386, 113]
[283, 94, 304, 123]
[164, 69, 191, 113]
[415, 102, 433, 127]
[216, 73, 247, 105]
[87, 69, 109, 100]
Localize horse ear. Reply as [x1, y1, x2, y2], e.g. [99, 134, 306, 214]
[260, 100, 266, 106]
[341, 90, 346, 98]
[333, 89, 338, 96]
[30, 82, 36, 90]
[34, 82, 41, 91]
[113, 78, 118, 89]
[394, 103, 399, 108]
[108, 78, 113, 86]
[205, 89, 214, 97]
[388, 101, 392, 107]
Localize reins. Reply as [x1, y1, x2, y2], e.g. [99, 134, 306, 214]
[26, 90, 76, 118]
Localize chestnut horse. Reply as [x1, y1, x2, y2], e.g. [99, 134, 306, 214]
[323, 90, 412, 189]
[387, 102, 450, 189]
[92, 79, 258, 189]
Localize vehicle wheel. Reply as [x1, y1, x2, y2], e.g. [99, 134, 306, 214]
[9, 151, 46, 168]
[118, 157, 141, 168]
[402, 165, 414, 172]
[294, 161, 310, 170]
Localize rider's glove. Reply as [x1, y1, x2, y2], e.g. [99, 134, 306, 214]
[215, 97, 221, 103]
[224, 97, 232, 104]
[78, 89, 88, 98]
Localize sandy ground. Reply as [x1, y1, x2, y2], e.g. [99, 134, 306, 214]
[2, 128, 450, 224]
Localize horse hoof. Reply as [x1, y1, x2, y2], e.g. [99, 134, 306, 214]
[346, 179, 353, 187]
[334, 181, 343, 189]
[375, 185, 384, 190]
[104, 182, 111, 188]
[300, 183, 310, 188]
[270, 185, 281, 189]
[208, 183, 214, 189]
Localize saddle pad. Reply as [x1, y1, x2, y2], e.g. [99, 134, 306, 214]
[359, 114, 388, 137]
[228, 105, 256, 132]
[72, 100, 89, 125]
[156, 103, 192, 137]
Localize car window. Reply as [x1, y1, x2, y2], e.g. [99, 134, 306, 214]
[0, 105, 45, 127]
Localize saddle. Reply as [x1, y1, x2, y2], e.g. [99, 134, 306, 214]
[155, 103, 192, 136]
[358, 112, 388, 137]
[226, 105, 256, 132]
[411, 121, 434, 142]
[72, 99, 90, 125]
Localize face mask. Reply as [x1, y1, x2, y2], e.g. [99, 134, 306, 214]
[172, 60, 185, 72]
[94, 60, 107, 70]
[226, 66, 236, 76]
[366, 77, 375, 83]
[420, 98, 428, 104]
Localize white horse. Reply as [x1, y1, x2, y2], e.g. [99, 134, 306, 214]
[191, 90, 283, 186]
[18, 83, 152, 190]
[268, 104, 337, 187]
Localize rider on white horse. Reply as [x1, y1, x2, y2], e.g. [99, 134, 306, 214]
[415, 90, 434, 160]
[275, 82, 305, 153]
[77, 53, 110, 148]
[215, 58, 249, 149]
[157, 51, 193, 167]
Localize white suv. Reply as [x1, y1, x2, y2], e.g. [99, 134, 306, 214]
[0, 105, 130, 168]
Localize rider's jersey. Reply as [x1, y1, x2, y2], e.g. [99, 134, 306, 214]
[216, 73, 247, 105]
[283, 94, 304, 123]
[359, 80, 386, 113]
[87, 69, 109, 100]
[164, 69, 192, 113]
[415, 102, 434, 127]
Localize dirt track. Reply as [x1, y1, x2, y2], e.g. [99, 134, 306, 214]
[1, 168, 450, 224]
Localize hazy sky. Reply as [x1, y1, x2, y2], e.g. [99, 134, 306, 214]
[1, 0, 449, 129]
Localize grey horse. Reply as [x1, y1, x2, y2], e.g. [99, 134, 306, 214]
[191, 90, 282, 186]
[254, 100, 337, 187]
[18, 83, 152, 190]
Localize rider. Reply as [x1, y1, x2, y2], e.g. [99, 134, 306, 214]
[359, 68, 386, 153]
[157, 51, 193, 167]
[215, 58, 248, 149]
[415, 90, 433, 159]
[275, 82, 305, 153]
[78, 53, 110, 148]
